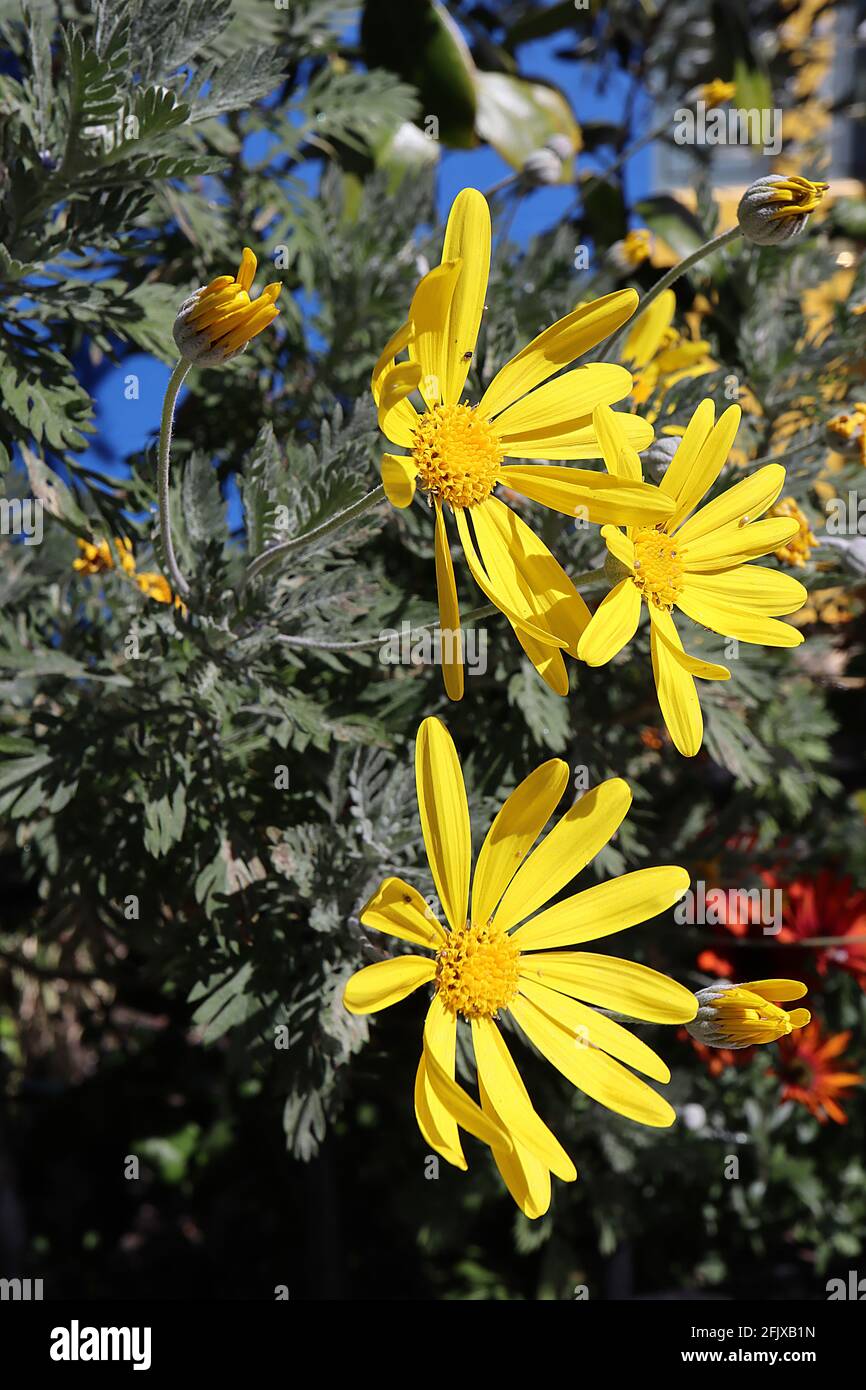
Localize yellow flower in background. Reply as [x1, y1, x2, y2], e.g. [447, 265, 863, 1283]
[699, 78, 736, 108]
[374, 187, 673, 700]
[173, 248, 281, 365]
[686, 980, 810, 1049]
[827, 403, 866, 466]
[577, 401, 809, 757]
[344, 717, 696, 1218]
[622, 288, 715, 411]
[136, 571, 187, 614]
[610, 228, 653, 273]
[73, 536, 135, 577]
[771, 497, 818, 567]
[72, 537, 186, 614]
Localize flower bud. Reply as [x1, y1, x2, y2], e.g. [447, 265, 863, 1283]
[173, 247, 281, 365]
[685, 979, 810, 1049]
[737, 174, 828, 246]
[521, 136, 573, 187]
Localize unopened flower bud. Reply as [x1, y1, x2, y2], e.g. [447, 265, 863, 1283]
[173, 247, 281, 365]
[686, 979, 810, 1049]
[521, 136, 572, 187]
[737, 175, 828, 246]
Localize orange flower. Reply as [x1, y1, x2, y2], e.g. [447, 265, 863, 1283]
[774, 1020, 863, 1124]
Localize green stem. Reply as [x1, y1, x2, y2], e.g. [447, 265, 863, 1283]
[157, 359, 193, 600]
[277, 602, 496, 652]
[600, 225, 743, 363]
[244, 484, 388, 586]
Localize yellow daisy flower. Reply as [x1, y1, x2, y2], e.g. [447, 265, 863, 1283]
[699, 78, 736, 108]
[374, 188, 673, 701]
[173, 248, 281, 365]
[770, 497, 818, 567]
[136, 571, 187, 613]
[686, 980, 809, 1048]
[73, 536, 135, 577]
[577, 401, 809, 757]
[343, 716, 696, 1219]
[622, 288, 715, 410]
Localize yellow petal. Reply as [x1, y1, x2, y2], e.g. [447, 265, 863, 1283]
[517, 976, 670, 1082]
[415, 1000, 466, 1169]
[500, 465, 673, 525]
[472, 757, 570, 931]
[682, 565, 807, 616]
[622, 288, 676, 369]
[381, 453, 417, 508]
[491, 364, 633, 439]
[423, 995, 512, 1151]
[408, 259, 462, 408]
[415, 716, 471, 932]
[658, 397, 716, 505]
[676, 464, 786, 546]
[493, 778, 632, 932]
[511, 865, 690, 950]
[743, 978, 809, 1003]
[497, 410, 653, 461]
[378, 362, 422, 447]
[577, 579, 641, 666]
[601, 524, 636, 570]
[510, 993, 676, 1127]
[677, 586, 805, 647]
[683, 517, 800, 572]
[371, 320, 413, 402]
[415, 1052, 465, 1169]
[440, 189, 491, 405]
[511, 624, 570, 695]
[479, 290, 639, 420]
[650, 603, 731, 680]
[360, 876, 446, 949]
[649, 605, 703, 756]
[236, 247, 256, 293]
[665, 405, 742, 532]
[471, 1017, 576, 1180]
[453, 506, 568, 649]
[479, 1077, 552, 1218]
[593, 402, 643, 481]
[519, 951, 698, 1024]
[434, 502, 464, 702]
[480, 496, 590, 654]
[343, 955, 435, 1014]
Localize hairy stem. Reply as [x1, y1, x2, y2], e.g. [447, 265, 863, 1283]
[245, 484, 387, 587]
[157, 359, 193, 600]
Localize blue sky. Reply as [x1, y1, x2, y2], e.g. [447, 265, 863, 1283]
[76, 27, 655, 527]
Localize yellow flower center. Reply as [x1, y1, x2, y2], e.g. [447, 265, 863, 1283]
[435, 921, 520, 1019]
[632, 526, 684, 609]
[412, 403, 503, 509]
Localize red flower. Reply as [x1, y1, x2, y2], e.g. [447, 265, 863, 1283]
[774, 871, 866, 989]
[773, 1020, 863, 1124]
